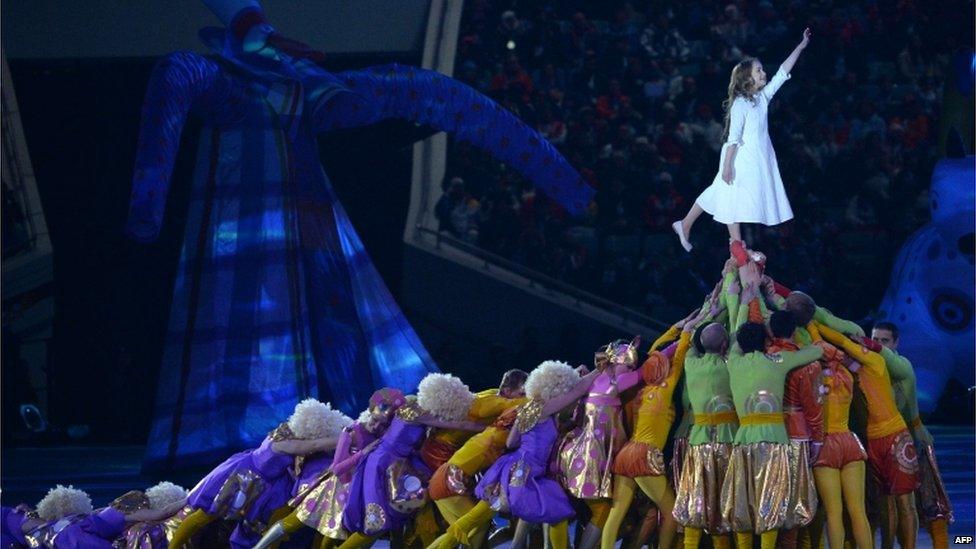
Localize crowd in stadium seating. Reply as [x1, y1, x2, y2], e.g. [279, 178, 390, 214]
[435, 0, 964, 320]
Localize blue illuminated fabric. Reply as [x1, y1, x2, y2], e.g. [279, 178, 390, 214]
[126, 30, 592, 470]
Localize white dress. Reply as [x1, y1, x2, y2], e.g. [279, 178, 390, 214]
[695, 68, 794, 225]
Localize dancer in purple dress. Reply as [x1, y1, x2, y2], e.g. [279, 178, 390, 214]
[114, 482, 189, 549]
[339, 385, 485, 549]
[429, 361, 601, 549]
[1, 505, 31, 548]
[254, 388, 406, 549]
[8, 485, 177, 548]
[168, 399, 351, 548]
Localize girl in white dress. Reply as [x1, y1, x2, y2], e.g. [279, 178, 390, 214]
[672, 28, 812, 251]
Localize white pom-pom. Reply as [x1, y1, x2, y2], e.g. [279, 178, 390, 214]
[288, 398, 353, 439]
[36, 485, 93, 521]
[525, 360, 579, 402]
[417, 373, 475, 422]
[320, 406, 353, 439]
[356, 409, 373, 425]
[145, 481, 188, 510]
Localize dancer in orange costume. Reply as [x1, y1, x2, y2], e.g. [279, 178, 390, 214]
[816, 322, 920, 549]
[872, 322, 952, 549]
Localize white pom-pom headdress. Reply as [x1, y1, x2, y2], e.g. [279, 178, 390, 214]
[288, 399, 354, 439]
[145, 481, 189, 511]
[417, 373, 475, 422]
[525, 360, 580, 402]
[356, 408, 374, 426]
[36, 485, 93, 521]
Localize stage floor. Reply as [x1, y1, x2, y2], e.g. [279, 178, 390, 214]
[2, 426, 971, 547]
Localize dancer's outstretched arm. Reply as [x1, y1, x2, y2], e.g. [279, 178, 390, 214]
[650, 325, 682, 353]
[417, 415, 485, 432]
[728, 263, 761, 355]
[817, 324, 884, 376]
[813, 307, 865, 337]
[542, 369, 601, 418]
[124, 498, 187, 523]
[272, 436, 340, 455]
[330, 439, 381, 477]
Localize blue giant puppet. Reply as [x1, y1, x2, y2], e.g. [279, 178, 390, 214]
[126, 0, 594, 470]
[875, 52, 975, 414]
[876, 146, 974, 414]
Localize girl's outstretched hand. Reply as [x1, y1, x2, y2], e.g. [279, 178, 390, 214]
[800, 27, 812, 49]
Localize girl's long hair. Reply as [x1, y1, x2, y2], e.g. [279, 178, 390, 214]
[722, 57, 758, 140]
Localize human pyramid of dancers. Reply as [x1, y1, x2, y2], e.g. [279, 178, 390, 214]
[2, 241, 951, 549]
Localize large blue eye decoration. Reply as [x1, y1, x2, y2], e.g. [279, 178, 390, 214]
[929, 288, 974, 332]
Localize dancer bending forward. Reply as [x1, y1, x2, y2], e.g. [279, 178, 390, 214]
[428, 361, 600, 549]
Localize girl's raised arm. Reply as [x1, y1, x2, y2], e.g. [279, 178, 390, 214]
[781, 28, 811, 74]
[766, 28, 811, 99]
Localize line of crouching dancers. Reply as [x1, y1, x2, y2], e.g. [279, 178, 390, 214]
[1, 242, 953, 549]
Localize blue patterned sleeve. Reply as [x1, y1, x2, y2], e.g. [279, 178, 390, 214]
[124, 52, 224, 242]
[314, 64, 594, 216]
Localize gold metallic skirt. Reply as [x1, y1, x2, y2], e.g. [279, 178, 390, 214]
[292, 473, 351, 539]
[161, 507, 193, 546]
[673, 442, 733, 533]
[720, 442, 791, 533]
[557, 402, 626, 499]
[670, 436, 689, 492]
[782, 440, 818, 529]
[915, 442, 953, 523]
